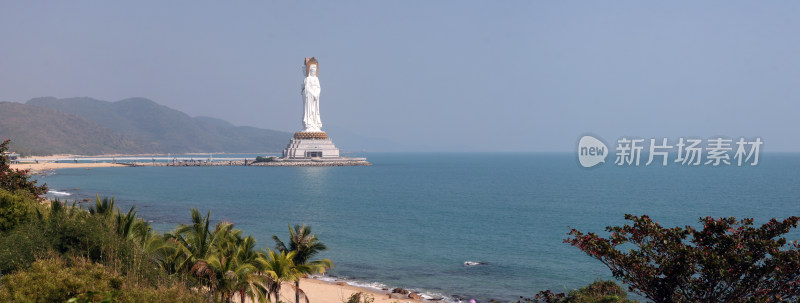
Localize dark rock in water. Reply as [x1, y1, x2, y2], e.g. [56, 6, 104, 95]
[390, 287, 411, 294]
[409, 293, 424, 300]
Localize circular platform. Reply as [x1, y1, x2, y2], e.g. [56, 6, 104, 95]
[294, 131, 328, 139]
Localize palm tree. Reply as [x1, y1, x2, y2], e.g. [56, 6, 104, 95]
[257, 249, 308, 303]
[164, 208, 242, 299]
[273, 224, 334, 303]
[88, 195, 115, 218]
[228, 235, 269, 303]
[114, 205, 147, 241]
[166, 209, 271, 302]
[225, 235, 269, 303]
[169, 209, 231, 271]
[143, 230, 180, 273]
[198, 230, 269, 303]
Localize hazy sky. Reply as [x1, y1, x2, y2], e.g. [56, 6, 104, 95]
[1, 2, 798, 151]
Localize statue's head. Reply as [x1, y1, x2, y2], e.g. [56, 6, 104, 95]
[304, 57, 319, 77]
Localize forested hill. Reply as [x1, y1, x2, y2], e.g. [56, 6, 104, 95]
[0, 97, 289, 156]
[0, 101, 148, 156]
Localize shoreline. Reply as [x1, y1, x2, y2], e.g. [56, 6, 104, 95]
[33, 172, 442, 303]
[11, 162, 127, 174]
[12, 160, 371, 173]
[21, 158, 438, 303]
[282, 277, 438, 303]
[16, 152, 273, 159]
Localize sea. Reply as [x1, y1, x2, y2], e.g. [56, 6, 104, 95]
[36, 153, 800, 302]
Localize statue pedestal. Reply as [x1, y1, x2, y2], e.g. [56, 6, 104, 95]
[282, 132, 340, 159]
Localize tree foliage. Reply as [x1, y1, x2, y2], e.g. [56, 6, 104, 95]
[255, 156, 276, 163]
[0, 188, 334, 302]
[565, 214, 800, 303]
[0, 253, 207, 303]
[0, 139, 47, 196]
[0, 253, 122, 302]
[155, 208, 267, 302]
[533, 280, 636, 303]
[159, 210, 330, 303]
[346, 292, 375, 303]
[273, 223, 334, 303]
[0, 188, 42, 233]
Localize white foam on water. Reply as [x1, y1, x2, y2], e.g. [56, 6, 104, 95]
[47, 190, 71, 196]
[346, 280, 389, 292]
[463, 261, 484, 266]
[312, 275, 339, 284]
[310, 275, 456, 303]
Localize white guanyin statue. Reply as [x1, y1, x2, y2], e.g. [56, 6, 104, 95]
[302, 57, 322, 132]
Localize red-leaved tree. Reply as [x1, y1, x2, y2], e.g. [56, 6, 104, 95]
[566, 214, 800, 303]
[0, 139, 47, 196]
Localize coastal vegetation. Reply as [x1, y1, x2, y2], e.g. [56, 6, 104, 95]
[0, 139, 47, 196]
[532, 280, 635, 303]
[256, 156, 277, 163]
[272, 224, 334, 303]
[0, 196, 333, 302]
[549, 214, 800, 303]
[0, 141, 333, 302]
[346, 292, 375, 303]
[3, 140, 799, 302]
[0, 196, 208, 302]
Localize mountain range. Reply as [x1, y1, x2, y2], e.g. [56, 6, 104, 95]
[0, 97, 290, 156]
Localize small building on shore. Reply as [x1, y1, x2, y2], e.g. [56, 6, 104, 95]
[3, 151, 19, 164]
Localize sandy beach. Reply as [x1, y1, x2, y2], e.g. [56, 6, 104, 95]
[268, 278, 431, 303]
[10, 162, 126, 174]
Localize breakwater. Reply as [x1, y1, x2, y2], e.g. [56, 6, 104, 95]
[130, 159, 371, 167]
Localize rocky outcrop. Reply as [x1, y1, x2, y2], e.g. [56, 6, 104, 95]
[388, 288, 425, 300]
[391, 288, 410, 294]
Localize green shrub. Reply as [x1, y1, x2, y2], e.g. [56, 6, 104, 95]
[254, 156, 275, 163]
[0, 254, 121, 302]
[117, 284, 210, 303]
[533, 280, 635, 303]
[0, 188, 41, 234]
[0, 254, 209, 303]
[564, 280, 634, 303]
[0, 220, 50, 273]
[346, 292, 375, 303]
[0, 201, 144, 277]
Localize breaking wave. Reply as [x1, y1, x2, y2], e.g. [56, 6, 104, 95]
[47, 190, 71, 196]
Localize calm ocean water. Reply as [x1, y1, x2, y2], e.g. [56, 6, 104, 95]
[37, 153, 800, 302]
